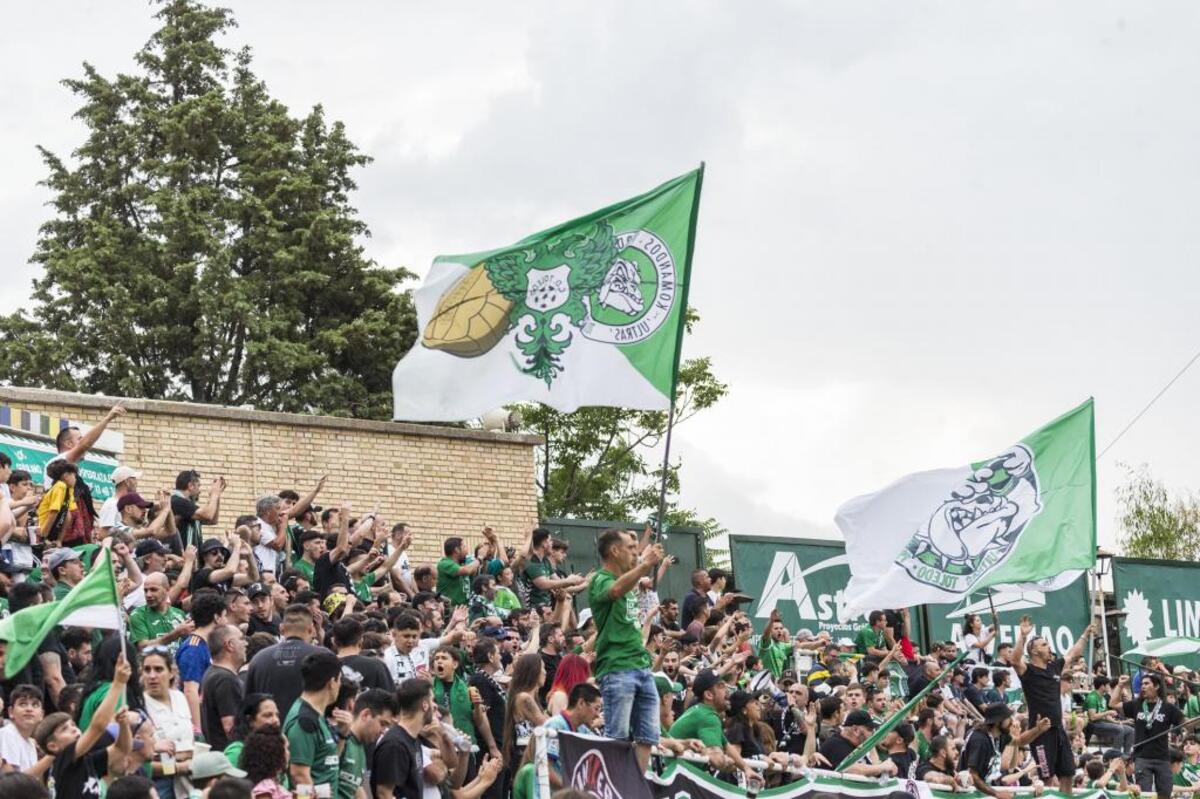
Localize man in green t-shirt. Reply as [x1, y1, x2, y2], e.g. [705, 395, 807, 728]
[284, 650, 343, 793]
[128, 573, 190, 651]
[854, 611, 891, 661]
[437, 536, 480, 606]
[759, 619, 796, 680]
[1084, 675, 1134, 755]
[338, 688, 395, 799]
[668, 670, 758, 785]
[292, 529, 325, 584]
[524, 528, 583, 609]
[588, 528, 663, 772]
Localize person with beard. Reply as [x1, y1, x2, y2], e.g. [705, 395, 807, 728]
[372, 678, 434, 799]
[669, 671, 759, 785]
[883, 722, 918, 778]
[960, 702, 1051, 798]
[915, 734, 960, 786]
[43, 404, 126, 544]
[1111, 672, 1188, 799]
[1013, 616, 1095, 794]
[245, 583, 280, 636]
[816, 709, 897, 777]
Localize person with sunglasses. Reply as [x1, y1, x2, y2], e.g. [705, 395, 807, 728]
[141, 647, 194, 799]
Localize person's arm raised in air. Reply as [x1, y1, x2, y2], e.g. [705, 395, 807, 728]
[606, 543, 664, 600]
[232, 530, 259, 586]
[205, 535, 243, 585]
[1011, 615, 1031, 676]
[288, 475, 327, 519]
[1064, 622, 1095, 665]
[329, 503, 353, 564]
[75, 649, 132, 761]
[191, 476, 226, 525]
[169, 546, 197, 604]
[138, 490, 174, 540]
[61, 405, 126, 464]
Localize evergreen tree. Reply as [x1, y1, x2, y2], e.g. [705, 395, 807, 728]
[0, 0, 415, 419]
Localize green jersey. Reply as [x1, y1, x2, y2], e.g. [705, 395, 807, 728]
[668, 703, 726, 747]
[758, 638, 793, 680]
[338, 733, 367, 799]
[129, 604, 187, 649]
[353, 572, 377, 604]
[494, 586, 521, 610]
[1083, 690, 1107, 716]
[284, 699, 339, 790]
[588, 569, 650, 678]
[524, 555, 555, 608]
[434, 675, 476, 743]
[854, 624, 884, 656]
[512, 763, 535, 799]
[293, 557, 316, 584]
[437, 557, 470, 605]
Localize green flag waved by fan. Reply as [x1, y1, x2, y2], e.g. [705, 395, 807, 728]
[0, 547, 122, 679]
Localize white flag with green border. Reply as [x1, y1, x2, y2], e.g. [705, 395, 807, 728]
[839, 399, 1095, 616]
[392, 168, 702, 421]
[0, 548, 122, 679]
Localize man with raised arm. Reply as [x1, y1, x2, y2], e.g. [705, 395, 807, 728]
[1012, 614, 1095, 795]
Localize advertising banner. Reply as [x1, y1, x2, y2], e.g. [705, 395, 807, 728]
[0, 429, 118, 502]
[731, 536, 1088, 653]
[1112, 557, 1200, 671]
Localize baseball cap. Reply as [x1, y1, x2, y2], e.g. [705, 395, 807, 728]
[691, 670, 724, 698]
[45, 548, 81, 572]
[577, 608, 593, 628]
[727, 689, 765, 716]
[117, 492, 152, 512]
[188, 751, 247, 780]
[247, 583, 269, 600]
[110, 466, 141, 485]
[654, 672, 683, 696]
[837, 637, 855, 648]
[134, 539, 168, 559]
[844, 709, 878, 729]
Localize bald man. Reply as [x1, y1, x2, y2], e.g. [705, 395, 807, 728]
[129, 572, 194, 650]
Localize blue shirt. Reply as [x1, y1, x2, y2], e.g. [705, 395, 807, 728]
[176, 634, 211, 685]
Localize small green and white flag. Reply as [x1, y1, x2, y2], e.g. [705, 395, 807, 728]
[0, 548, 122, 679]
[839, 399, 1095, 616]
[392, 168, 703, 421]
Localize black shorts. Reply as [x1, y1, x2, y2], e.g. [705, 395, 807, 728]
[1030, 727, 1075, 779]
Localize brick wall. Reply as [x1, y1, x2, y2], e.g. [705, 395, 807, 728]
[0, 387, 541, 565]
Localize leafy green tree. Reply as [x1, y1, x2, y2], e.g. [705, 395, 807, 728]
[0, 0, 414, 419]
[1116, 463, 1200, 560]
[521, 310, 728, 534]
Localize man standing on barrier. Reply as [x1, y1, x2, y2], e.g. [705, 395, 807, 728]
[1013, 615, 1095, 795]
[589, 527, 664, 773]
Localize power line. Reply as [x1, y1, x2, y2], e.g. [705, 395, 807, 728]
[1098, 345, 1200, 459]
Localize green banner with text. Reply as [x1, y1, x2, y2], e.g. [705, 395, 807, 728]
[1112, 557, 1200, 671]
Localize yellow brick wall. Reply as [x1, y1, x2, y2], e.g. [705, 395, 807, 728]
[0, 389, 540, 566]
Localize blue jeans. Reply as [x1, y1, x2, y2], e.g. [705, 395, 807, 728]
[599, 669, 660, 745]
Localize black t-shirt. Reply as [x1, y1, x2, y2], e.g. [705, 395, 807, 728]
[314, 553, 351, 596]
[884, 609, 905, 640]
[340, 654, 395, 692]
[1019, 657, 1065, 727]
[776, 706, 808, 755]
[916, 758, 954, 781]
[907, 673, 930, 701]
[248, 614, 281, 637]
[539, 651, 562, 704]
[190, 567, 231, 595]
[200, 666, 244, 752]
[51, 741, 107, 799]
[889, 749, 917, 779]
[1122, 699, 1184, 761]
[680, 590, 711, 630]
[469, 670, 506, 751]
[817, 733, 857, 768]
[964, 685, 986, 710]
[245, 638, 324, 722]
[726, 721, 764, 757]
[371, 724, 423, 799]
[171, 494, 200, 552]
[960, 728, 1010, 784]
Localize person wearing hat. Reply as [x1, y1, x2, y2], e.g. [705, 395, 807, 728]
[114, 490, 172, 542]
[726, 689, 771, 761]
[960, 702, 1028, 798]
[97, 465, 141, 536]
[1013, 616, 1096, 794]
[817, 708, 897, 777]
[47, 547, 84, 600]
[668, 670, 758, 784]
[133, 537, 176, 578]
[189, 531, 259, 595]
[186, 750, 247, 792]
[246, 582, 282, 637]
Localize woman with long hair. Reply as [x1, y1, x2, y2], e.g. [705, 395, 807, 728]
[962, 613, 996, 665]
[79, 634, 144, 728]
[222, 694, 281, 767]
[240, 725, 291, 799]
[546, 654, 591, 716]
[141, 648, 195, 799]
[501, 653, 549, 767]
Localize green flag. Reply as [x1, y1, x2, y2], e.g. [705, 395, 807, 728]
[836, 651, 968, 771]
[0, 548, 122, 679]
[392, 167, 704, 421]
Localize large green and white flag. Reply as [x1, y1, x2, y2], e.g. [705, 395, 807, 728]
[392, 168, 703, 421]
[0, 548, 122, 678]
[839, 399, 1095, 616]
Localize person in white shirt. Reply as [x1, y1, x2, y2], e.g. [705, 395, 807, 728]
[251, 494, 286, 576]
[141, 647, 196, 798]
[97, 466, 141, 536]
[384, 613, 430, 682]
[0, 685, 50, 777]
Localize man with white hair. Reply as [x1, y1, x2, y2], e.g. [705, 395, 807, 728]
[251, 494, 286, 575]
[97, 465, 140, 537]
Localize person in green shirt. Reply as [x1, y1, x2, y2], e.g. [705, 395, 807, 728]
[667, 669, 758, 785]
[854, 611, 890, 660]
[494, 566, 522, 611]
[589, 528, 663, 773]
[758, 619, 796, 680]
[1084, 676, 1134, 755]
[129, 573, 190, 651]
[292, 529, 324, 584]
[437, 536, 480, 606]
[524, 528, 582, 609]
[338, 688, 395, 799]
[284, 650, 342, 793]
[47, 547, 85, 600]
[430, 646, 481, 745]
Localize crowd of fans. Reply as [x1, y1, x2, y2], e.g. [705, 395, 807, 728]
[0, 404, 1194, 799]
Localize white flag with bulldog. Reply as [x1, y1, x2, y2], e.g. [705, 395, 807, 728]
[839, 399, 1095, 617]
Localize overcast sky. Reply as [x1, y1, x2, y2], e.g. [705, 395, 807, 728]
[3, 2, 1199, 547]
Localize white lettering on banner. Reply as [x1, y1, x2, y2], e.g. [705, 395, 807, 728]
[754, 552, 865, 633]
[1160, 599, 1200, 637]
[948, 623, 1073, 653]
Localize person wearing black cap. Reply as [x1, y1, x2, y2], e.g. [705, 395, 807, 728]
[817, 709, 898, 777]
[960, 702, 1022, 798]
[189, 531, 259, 595]
[668, 671, 757, 785]
[1013, 615, 1095, 794]
[246, 582, 281, 636]
[883, 722, 919, 778]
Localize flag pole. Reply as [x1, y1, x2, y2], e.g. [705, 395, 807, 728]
[654, 163, 705, 563]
